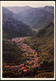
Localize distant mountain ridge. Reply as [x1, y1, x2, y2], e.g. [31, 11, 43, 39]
[6, 6, 54, 30]
[7, 6, 32, 14]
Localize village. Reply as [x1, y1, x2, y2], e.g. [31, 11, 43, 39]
[4, 37, 40, 73]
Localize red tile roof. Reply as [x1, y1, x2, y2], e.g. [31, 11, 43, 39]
[21, 67, 26, 70]
[23, 69, 28, 72]
[4, 65, 10, 67]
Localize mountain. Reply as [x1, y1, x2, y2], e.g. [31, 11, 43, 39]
[7, 6, 32, 14]
[43, 6, 54, 14]
[37, 22, 54, 38]
[2, 7, 34, 39]
[9, 6, 54, 30]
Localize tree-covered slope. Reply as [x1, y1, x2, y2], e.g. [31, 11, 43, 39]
[36, 22, 54, 54]
[3, 39, 27, 66]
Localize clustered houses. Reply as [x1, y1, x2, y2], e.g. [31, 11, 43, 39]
[4, 64, 24, 69]
[5, 37, 40, 73]
[4, 64, 29, 72]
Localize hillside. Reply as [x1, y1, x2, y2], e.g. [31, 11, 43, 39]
[3, 39, 27, 66]
[10, 6, 54, 30]
[3, 7, 34, 39]
[36, 22, 54, 54]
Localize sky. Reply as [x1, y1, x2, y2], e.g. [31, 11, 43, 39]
[1, 1, 55, 8]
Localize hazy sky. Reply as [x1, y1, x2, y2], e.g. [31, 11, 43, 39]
[1, 1, 55, 8]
